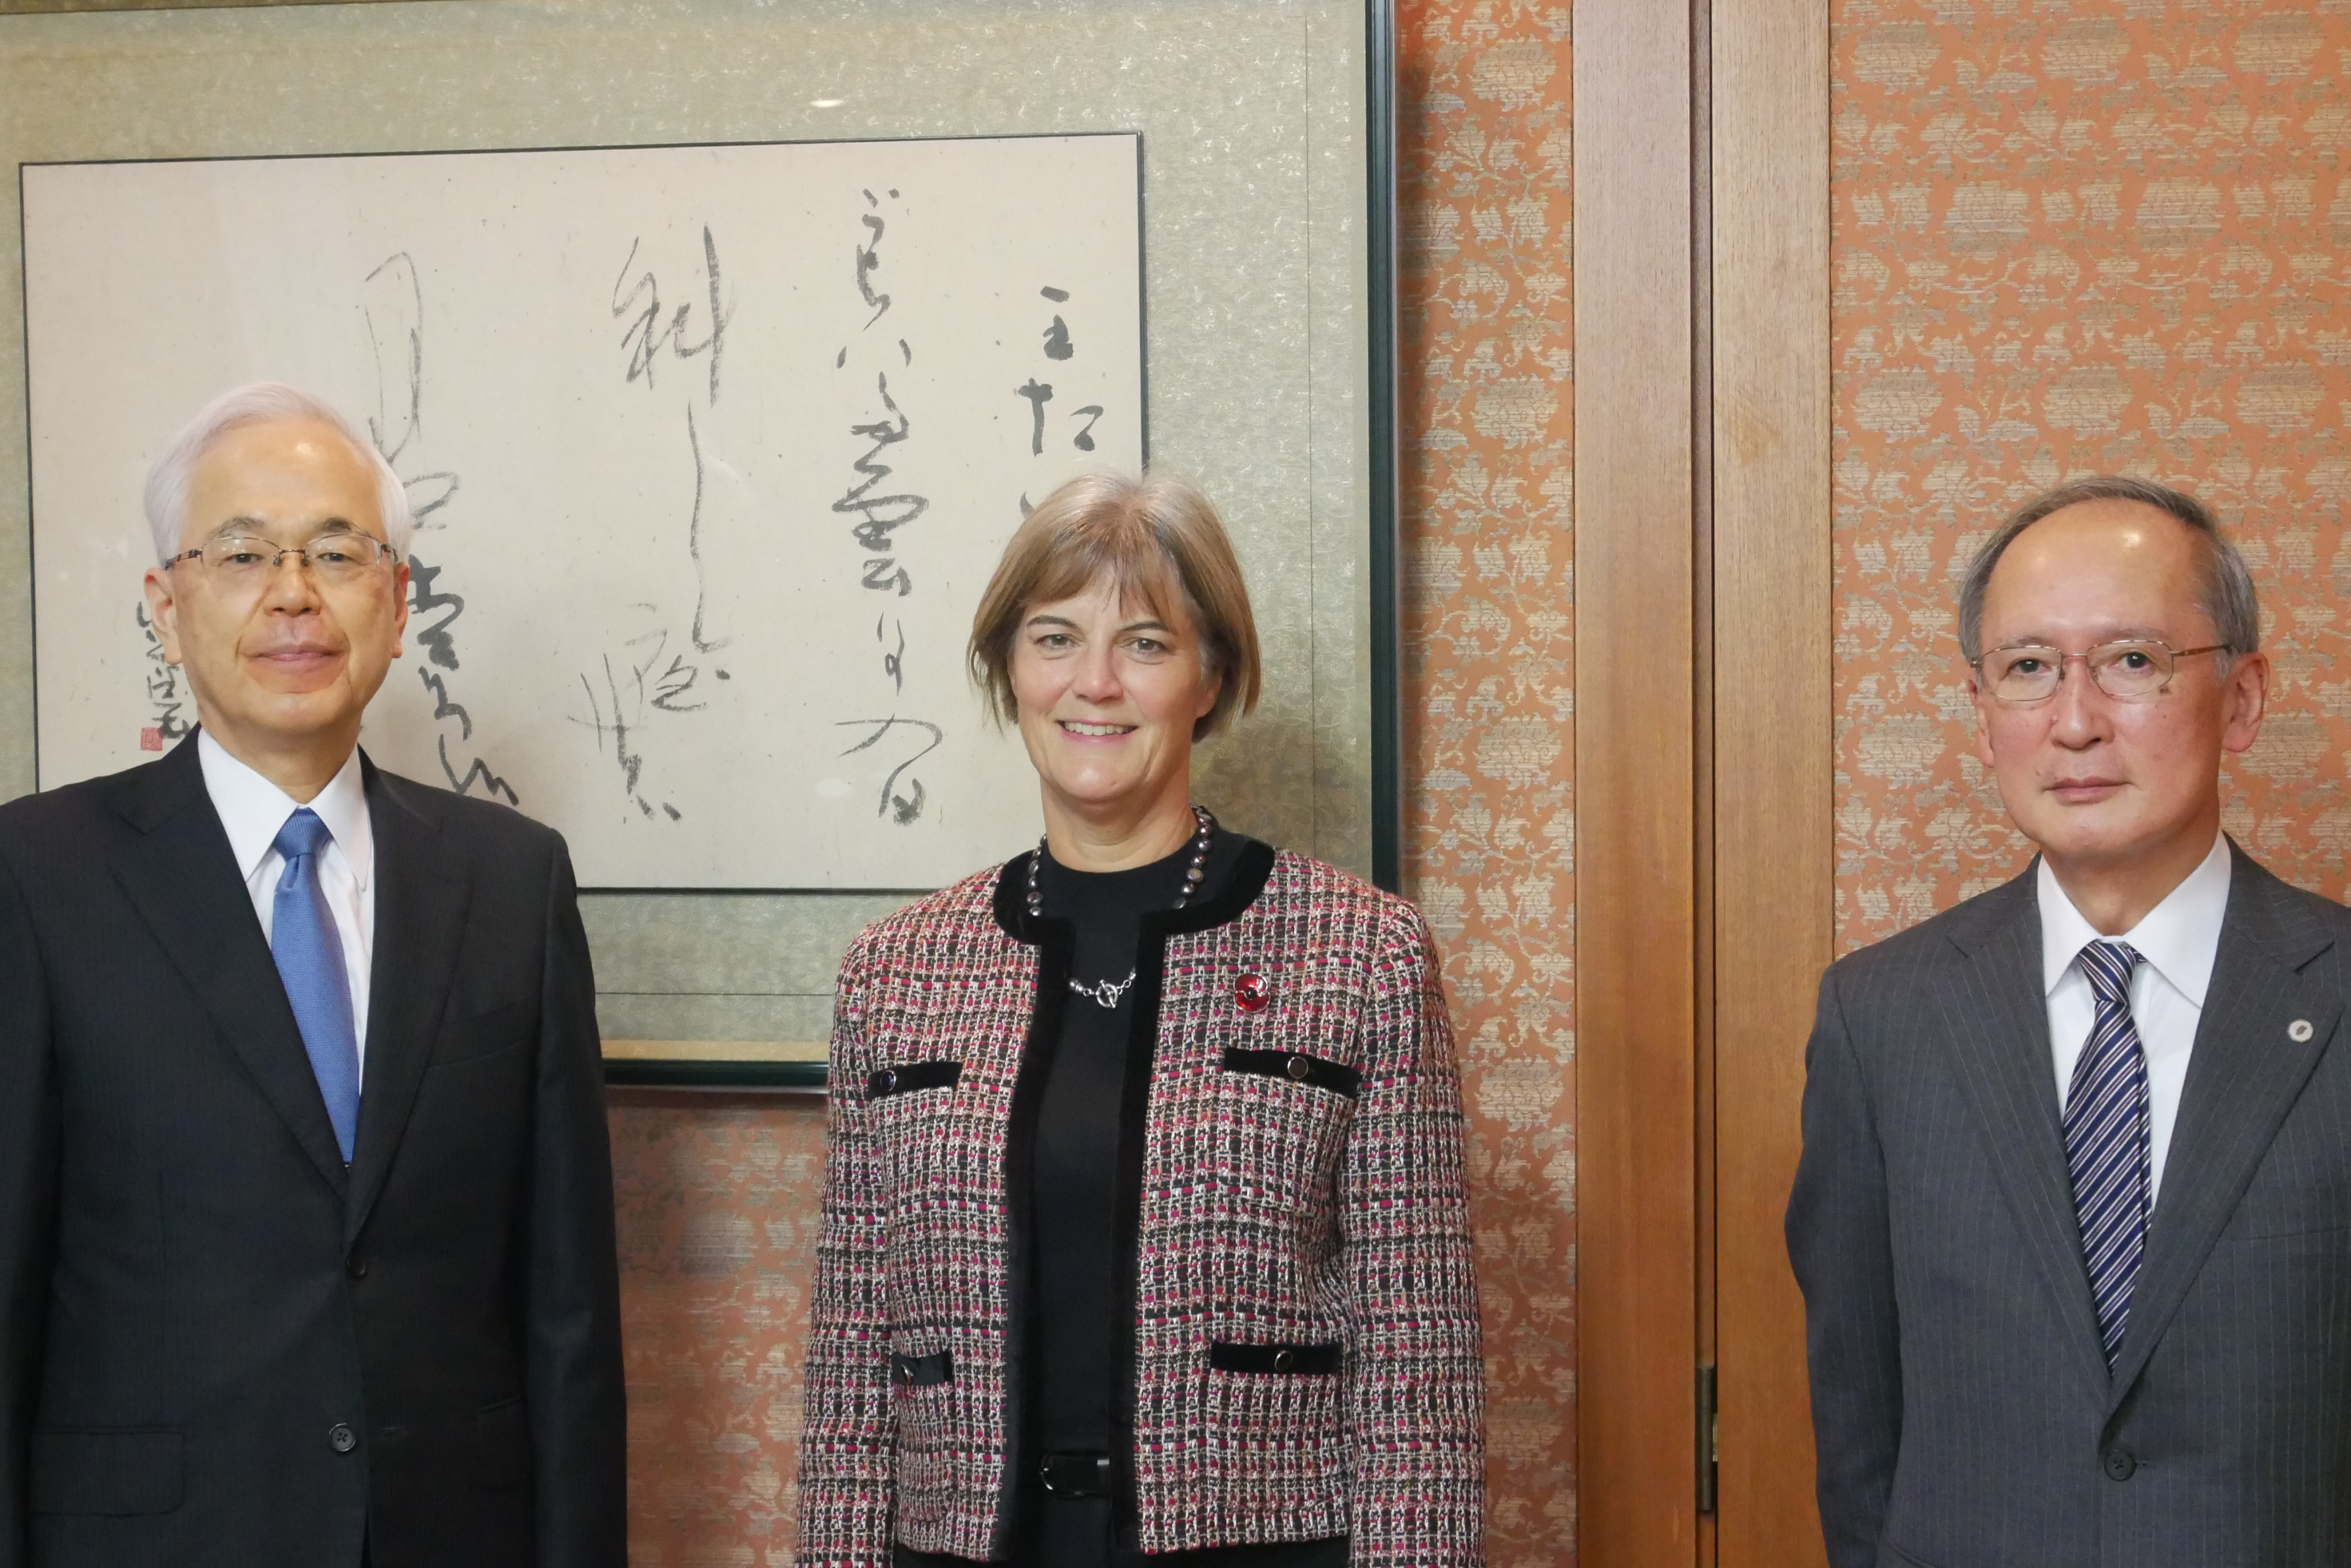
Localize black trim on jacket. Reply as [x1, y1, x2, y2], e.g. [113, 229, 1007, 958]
[1221, 1048, 1362, 1099]
[892, 1349, 955, 1388]
[868, 1061, 964, 1100]
[1206, 1341, 1342, 1376]
[986, 838, 1281, 1557]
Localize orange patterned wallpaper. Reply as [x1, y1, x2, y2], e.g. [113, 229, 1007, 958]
[611, 1095, 824, 1563]
[1398, 2, 1578, 1564]
[1835, 0, 2351, 948]
[609, 6, 1579, 1562]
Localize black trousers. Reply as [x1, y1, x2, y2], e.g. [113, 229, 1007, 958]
[895, 1506, 1347, 1568]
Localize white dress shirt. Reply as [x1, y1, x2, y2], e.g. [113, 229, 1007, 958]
[2040, 830, 2231, 1206]
[198, 730, 376, 1063]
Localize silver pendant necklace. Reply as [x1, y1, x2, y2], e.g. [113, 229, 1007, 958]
[1029, 806, 1215, 1009]
[1068, 971, 1138, 1009]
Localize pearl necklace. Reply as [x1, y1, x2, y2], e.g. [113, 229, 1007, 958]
[1029, 806, 1215, 1009]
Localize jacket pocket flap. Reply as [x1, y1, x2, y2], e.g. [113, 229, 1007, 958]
[1221, 1048, 1362, 1099]
[432, 1000, 536, 1067]
[890, 1349, 954, 1388]
[31, 1428, 185, 1516]
[475, 1396, 532, 1490]
[1208, 1341, 1342, 1376]
[868, 1061, 962, 1100]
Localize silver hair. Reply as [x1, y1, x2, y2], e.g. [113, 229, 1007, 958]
[142, 381, 414, 565]
[1957, 475, 2260, 669]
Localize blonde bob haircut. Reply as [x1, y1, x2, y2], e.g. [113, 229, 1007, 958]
[968, 471, 1262, 742]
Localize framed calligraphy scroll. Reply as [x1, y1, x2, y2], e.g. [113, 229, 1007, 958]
[26, 135, 1146, 890]
[1, 0, 1398, 1087]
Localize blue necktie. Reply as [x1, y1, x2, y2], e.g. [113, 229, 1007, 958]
[271, 808, 361, 1164]
[2065, 940, 2151, 1366]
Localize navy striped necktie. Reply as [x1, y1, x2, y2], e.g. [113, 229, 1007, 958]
[2065, 940, 2150, 1366]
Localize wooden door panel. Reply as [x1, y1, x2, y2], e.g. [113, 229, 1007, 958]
[1710, 1, 1833, 1563]
[1576, 2, 1833, 1563]
[1575, 2, 1701, 1563]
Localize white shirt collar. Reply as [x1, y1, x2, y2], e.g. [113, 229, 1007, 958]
[2039, 830, 2232, 1004]
[196, 729, 372, 890]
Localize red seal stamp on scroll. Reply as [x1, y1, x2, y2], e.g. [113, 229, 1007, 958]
[1235, 973, 1271, 1013]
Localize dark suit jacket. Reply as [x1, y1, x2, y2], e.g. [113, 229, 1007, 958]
[1786, 843, 2351, 1568]
[0, 737, 627, 1568]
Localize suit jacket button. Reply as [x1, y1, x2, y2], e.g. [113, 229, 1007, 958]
[329, 1423, 359, 1454]
[1286, 1054, 1312, 1081]
[346, 1255, 369, 1279]
[2102, 1449, 2135, 1482]
[1272, 1349, 1297, 1373]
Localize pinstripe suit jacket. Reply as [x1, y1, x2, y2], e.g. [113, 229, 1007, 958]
[1787, 844, 2351, 1568]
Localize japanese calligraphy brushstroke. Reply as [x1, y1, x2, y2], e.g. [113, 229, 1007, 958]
[22, 133, 1143, 888]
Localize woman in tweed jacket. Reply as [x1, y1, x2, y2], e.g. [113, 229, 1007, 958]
[796, 473, 1484, 1568]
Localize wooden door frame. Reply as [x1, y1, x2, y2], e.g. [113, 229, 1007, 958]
[1709, 0, 1832, 1563]
[1573, 2, 1699, 1560]
[1573, 0, 1831, 1562]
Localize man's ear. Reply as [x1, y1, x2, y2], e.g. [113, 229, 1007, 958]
[389, 561, 411, 655]
[143, 566, 184, 667]
[1968, 668, 1998, 770]
[2221, 648, 2270, 756]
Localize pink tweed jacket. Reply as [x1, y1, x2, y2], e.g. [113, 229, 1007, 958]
[795, 842, 1484, 1567]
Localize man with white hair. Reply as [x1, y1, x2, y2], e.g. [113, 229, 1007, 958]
[0, 384, 627, 1568]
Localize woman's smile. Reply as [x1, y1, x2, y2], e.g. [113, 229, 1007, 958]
[1008, 577, 1221, 862]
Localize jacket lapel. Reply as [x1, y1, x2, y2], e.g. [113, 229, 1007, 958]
[2105, 849, 2339, 1406]
[1935, 869, 2114, 1395]
[108, 739, 350, 1197]
[345, 760, 470, 1245]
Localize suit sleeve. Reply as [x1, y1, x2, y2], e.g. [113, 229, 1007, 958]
[1784, 964, 1903, 1568]
[1338, 902, 1486, 1568]
[0, 849, 59, 1568]
[795, 942, 897, 1568]
[525, 837, 629, 1568]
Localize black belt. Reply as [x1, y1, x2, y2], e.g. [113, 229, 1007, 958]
[1039, 1451, 1112, 1498]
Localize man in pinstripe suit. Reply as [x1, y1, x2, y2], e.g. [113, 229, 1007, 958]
[1788, 476, 2351, 1568]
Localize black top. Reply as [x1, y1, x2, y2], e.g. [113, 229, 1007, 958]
[1029, 824, 1250, 1455]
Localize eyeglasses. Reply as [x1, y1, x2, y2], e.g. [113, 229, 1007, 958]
[162, 533, 401, 587]
[1972, 638, 2227, 705]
